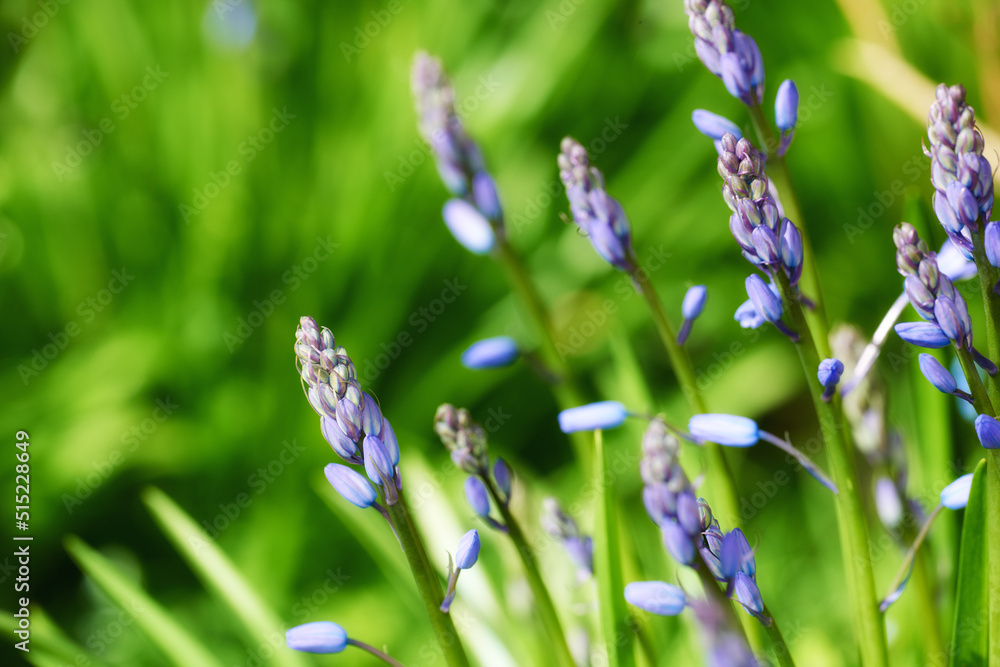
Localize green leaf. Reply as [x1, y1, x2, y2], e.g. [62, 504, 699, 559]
[0, 605, 108, 666]
[950, 459, 987, 666]
[141, 486, 308, 667]
[594, 429, 636, 667]
[64, 535, 222, 667]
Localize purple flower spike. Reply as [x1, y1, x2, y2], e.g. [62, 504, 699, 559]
[442, 199, 496, 255]
[464, 476, 491, 517]
[455, 529, 481, 569]
[689, 414, 759, 447]
[817, 358, 844, 401]
[775, 80, 798, 132]
[692, 109, 743, 141]
[286, 621, 348, 654]
[461, 336, 519, 369]
[324, 463, 377, 509]
[940, 473, 974, 509]
[624, 581, 687, 616]
[558, 401, 628, 433]
[974, 414, 1000, 449]
[894, 322, 951, 348]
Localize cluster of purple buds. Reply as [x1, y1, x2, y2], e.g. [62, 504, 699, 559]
[440, 529, 481, 613]
[717, 134, 803, 284]
[684, 0, 764, 106]
[412, 52, 502, 255]
[541, 498, 594, 578]
[703, 524, 770, 625]
[924, 84, 994, 258]
[558, 137, 636, 272]
[892, 223, 997, 374]
[435, 405, 513, 531]
[295, 317, 401, 507]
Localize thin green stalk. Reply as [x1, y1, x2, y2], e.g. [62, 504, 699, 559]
[594, 429, 636, 667]
[971, 229, 1000, 404]
[774, 271, 888, 667]
[761, 604, 796, 667]
[912, 549, 945, 660]
[747, 102, 830, 355]
[493, 237, 592, 467]
[385, 491, 471, 667]
[480, 475, 577, 667]
[346, 639, 407, 667]
[956, 348, 995, 418]
[987, 456, 1000, 667]
[630, 268, 742, 530]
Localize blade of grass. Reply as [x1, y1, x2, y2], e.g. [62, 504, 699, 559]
[950, 459, 988, 666]
[141, 486, 308, 667]
[64, 535, 222, 667]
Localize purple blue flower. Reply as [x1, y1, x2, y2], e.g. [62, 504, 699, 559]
[285, 621, 348, 654]
[557, 401, 628, 433]
[974, 414, 1000, 449]
[464, 476, 491, 517]
[442, 199, 496, 255]
[678, 285, 708, 345]
[940, 473, 974, 509]
[817, 358, 844, 401]
[624, 581, 687, 616]
[324, 464, 377, 509]
[461, 336, 519, 369]
[689, 414, 759, 447]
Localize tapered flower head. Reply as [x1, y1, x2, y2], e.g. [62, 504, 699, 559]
[684, 0, 764, 105]
[624, 581, 687, 616]
[286, 621, 348, 654]
[558, 401, 628, 433]
[434, 404, 489, 473]
[461, 336, 519, 369]
[558, 137, 636, 272]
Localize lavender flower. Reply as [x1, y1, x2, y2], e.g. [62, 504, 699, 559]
[692, 110, 743, 154]
[986, 221, 1000, 292]
[924, 84, 994, 257]
[441, 529, 481, 613]
[940, 473, 974, 509]
[684, 0, 764, 105]
[442, 199, 496, 254]
[557, 401, 628, 433]
[817, 358, 844, 401]
[624, 581, 687, 616]
[541, 498, 593, 577]
[718, 135, 803, 286]
[492, 458, 512, 502]
[461, 336, 519, 369]
[678, 285, 708, 345]
[974, 414, 1000, 449]
[893, 224, 997, 374]
[558, 137, 636, 272]
[918, 353, 973, 404]
[774, 79, 798, 156]
[286, 621, 348, 654]
[324, 464, 377, 509]
[464, 476, 491, 517]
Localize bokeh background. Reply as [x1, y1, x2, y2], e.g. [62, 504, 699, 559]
[1, 0, 998, 664]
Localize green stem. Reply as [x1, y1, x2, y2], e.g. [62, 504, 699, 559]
[988, 455, 1000, 667]
[385, 491, 471, 667]
[912, 549, 945, 660]
[761, 603, 797, 667]
[594, 429, 635, 667]
[494, 237, 592, 468]
[956, 348, 995, 418]
[971, 229, 1000, 405]
[774, 271, 888, 667]
[346, 639, 407, 667]
[630, 268, 742, 530]
[480, 475, 576, 667]
[747, 102, 830, 357]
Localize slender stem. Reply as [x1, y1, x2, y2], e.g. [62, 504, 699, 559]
[971, 229, 1000, 406]
[774, 270, 888, 667]
[955, 348, 995, 418]
[760, 603, 796, 667]
[594, 429, 635, 667]
[480, 475, 576, 667]
[987, 455, 1000, 667]
[882, 504, 944, 603]
[385, 490, 471, 667]
[493, 237, 592, 467]
[347, 639, 407, 667]
[630, 268, 742, 530]
[747, 102, 830, 355]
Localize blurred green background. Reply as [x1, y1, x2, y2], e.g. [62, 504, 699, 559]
[1, 0, 997, 664]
